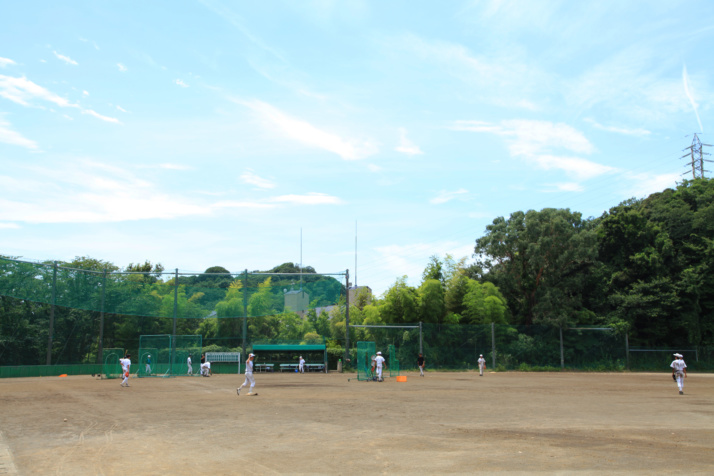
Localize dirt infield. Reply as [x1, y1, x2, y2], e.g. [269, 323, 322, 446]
[0, 371, 712, 475]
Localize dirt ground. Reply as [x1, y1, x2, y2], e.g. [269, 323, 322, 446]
[0, 370, 712, 475]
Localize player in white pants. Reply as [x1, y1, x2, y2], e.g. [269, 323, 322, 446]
[298, 356, 305, 374]
[670, 353, 687, 395]
[375, 351, 386, 382]
[201, 361, 211, 377]
[187, 355, 193, 375]
[119, 354, 131, 387]
[477, 354, 486, 376]
[237, 353, 257, 396]
[145, 354, 152, 375]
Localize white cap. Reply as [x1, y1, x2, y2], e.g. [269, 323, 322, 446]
[673, 353, 683, 358]
[376, 351, 382, 355]
[479, 354, 483, 357]
[249, 353, 255, 357]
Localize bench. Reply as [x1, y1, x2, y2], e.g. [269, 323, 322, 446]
[279, 363, 326, 372]
[254, 363, 274, 372]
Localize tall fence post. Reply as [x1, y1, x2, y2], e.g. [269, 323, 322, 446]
[625, 333, 630, 370]
[491, 322, 496, 369]
[345, 269, 350, 364]
[242, 269, 248, 364]
[171, 268, 178, 374]
[98, 268, 107, 365]
[46, 261, 58, 365]
[558, 326, 565, 369]
[419, 321, 423, 354]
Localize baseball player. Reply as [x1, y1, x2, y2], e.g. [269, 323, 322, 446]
[145, 354, 152, 375]
[375, 351, 386, 382]
[237, 353, 257, 396]
[670, 353, 687, 395]
[187, 354, 193, 375]
[119, 354, 131, 387]
[477, 354, 486, 376]
[417, 353, 425, 377]
[298, 355, 305, 374]
[201, 360, 211, 377]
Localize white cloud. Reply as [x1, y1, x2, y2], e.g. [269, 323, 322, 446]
[53, 51, 78, 66]
[430, 188, 468, 204]
[116, 105, 129, 113]
[544, 182, 585, 193]
[626, 172, 680, 200]
[585, 118, 650, 137]
[0, 74, 120, 124]
[0, 222, 20, 229]
[395, 127, 423, 156]
[270, 192, 343, 205]
[683, 64, 704, 133]
[82, 90, 89, 96]
[450, 119, 614, 180]
[367, 163, 382, 172]
[240, 169, 276, 189]
[239, 99, 377, 160]
[82, 109, 121, 124]
[117, 63, 128, 72]
[211, 200, 276, 209]
[175, 79, 189, 88]
[0, 160, 209, 224]
[0, 118, 39, 150]
[0, 57, 16, 68]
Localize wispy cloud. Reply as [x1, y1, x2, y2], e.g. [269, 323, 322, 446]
[0, 160, 209, 224]
[430, 188, 468, 204]
[0, 57, 16, 68]
[82, 109, 121, 124]
[451, 119, 614, 180]
[82, 90, 89, 96]
[367, 163, 382, 172]
[682, 64, 704, 133]
[0, 117, 39, 150]
[240, 169, 276, 189]
[0, 74, 120, 124]
[53, 51, 78, 66]
[395, 127, 423, 156]
[0, 222, 20, 229]
[117, 63, 127, 72]
[585, 118, 650, 137]
[238, 98, 377, 160]
[79, 38, 100, 50]
[543, 182, 585, 193]
[625, 171, 680, 200]
[116, 105, 129, 113]
[175, 79, 189, 88]
[270, 192, 343, 205]
[212, 200, 276, 210]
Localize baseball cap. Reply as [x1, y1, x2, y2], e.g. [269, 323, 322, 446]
[249, 353, 255, 357]
[673, 353, 683, 357]
[376, 351, 382, 355]
[479, 354, 483, 357]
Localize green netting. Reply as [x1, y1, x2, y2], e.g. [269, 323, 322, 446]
[388, 344, 400, 377]
[0, 364, 103, 378]
[356, 341, 376, 381]
[0, 257, 345, 319]
[138, 335, 171, 377]
[175, 335, 202, 376]
[102, 348, 124, 379]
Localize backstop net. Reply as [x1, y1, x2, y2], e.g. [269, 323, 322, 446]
[356, 341, 376, 381]
[175, 335, 203, 376]
[102, 348, 124, 379]
[137, 334, 202, 377]
[388, 344, 400, 377]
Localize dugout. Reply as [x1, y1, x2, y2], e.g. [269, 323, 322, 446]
[251, 342, 327, 373]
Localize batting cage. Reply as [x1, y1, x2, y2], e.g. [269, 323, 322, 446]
[356, 341, 376, 381]
[102, 348, 125, 379]
[137, 334, 203, 377]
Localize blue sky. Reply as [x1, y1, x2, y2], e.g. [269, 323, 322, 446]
[1, 0, 712, 296]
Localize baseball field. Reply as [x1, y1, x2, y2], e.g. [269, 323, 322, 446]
[0, 371, 712, 475]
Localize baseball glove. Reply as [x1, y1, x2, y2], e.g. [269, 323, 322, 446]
[672, 374, 677, 381]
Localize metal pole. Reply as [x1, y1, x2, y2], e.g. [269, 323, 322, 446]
[558, 326, 565, 369]
[171, 268, 178, 375]
[46, 261, 58, 365]
[345, 269, 350, 363]
[491, 322, 496, 370]
[243, 269, 248, 363]
[419, 321, 423, 354]
[625, 333, 630, 370]
[98, 268, 107, 365]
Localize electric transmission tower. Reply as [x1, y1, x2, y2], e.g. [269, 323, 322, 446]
[681, 133, 712, 179]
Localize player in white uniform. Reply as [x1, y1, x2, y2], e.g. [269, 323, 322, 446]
[187, 354, 193, 375]
[201, 360, 211, 377]
[298, 356, 305, 374]
[119, 354, 131, 387]
[670, 353, 687, 395]
[477, 354, 486, 376]
[375, 351, 386, 382]
[145, 354, 152, 375]
[237, 353, 257, 396]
